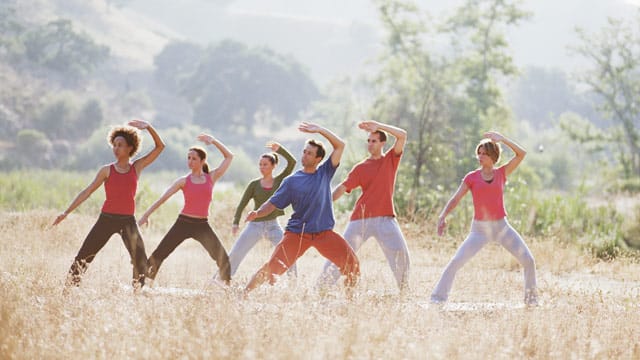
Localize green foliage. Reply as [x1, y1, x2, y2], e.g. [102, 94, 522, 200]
[21, 19, 110, 79]
[179, 39, 319, 137]
[573, 15, 640, 178]
[14, 129, 51, 168]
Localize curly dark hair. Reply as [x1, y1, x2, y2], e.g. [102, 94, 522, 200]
[108, 126, 142, 157]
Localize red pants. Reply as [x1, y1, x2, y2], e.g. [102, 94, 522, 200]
[263, 230, 360, 286]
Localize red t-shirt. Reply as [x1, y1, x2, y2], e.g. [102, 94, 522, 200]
[342, 150, 402, 221]
[102, 164, 137, 215]
[463, 166, 507, 221]
[181, 174, 213, 218]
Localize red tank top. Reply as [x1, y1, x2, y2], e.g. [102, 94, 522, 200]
[181, 174, 213, 218]
[102, 164, 137, 215]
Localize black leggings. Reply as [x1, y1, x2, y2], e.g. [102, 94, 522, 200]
[67, 212, 147, 287]
[147, 215, 231, 281]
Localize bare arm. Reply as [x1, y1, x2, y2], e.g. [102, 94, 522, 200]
[299, 122, 345, 167]
[52, 165, 109, 226]
[437, 181, 470, 236]
[359, 120, 407, 155]
[131, 120, 165, 175]
[198, 133, 234, 183]
[484, 131, 526, 177]
[332, 184, 347, 202]
[138, 177, 185, 226]
[245, 201, 277, 222]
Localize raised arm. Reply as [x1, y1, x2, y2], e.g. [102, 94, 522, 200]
[299, 122, 345, 167]
[268, 141, 296, 180]
[52, 165, 109, 226]
[198, 133, 234, 183]
[436, 181, 470, 236]
[484, 131, 526, 177]
[130, 119, 165, 174]
[359, 120, 407, 155]
[138, 177, 185, 226]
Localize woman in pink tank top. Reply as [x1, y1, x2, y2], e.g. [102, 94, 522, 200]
[52, 120, 165, 292]
[138, 133, 233, 286]
[430, 131, 538, 306]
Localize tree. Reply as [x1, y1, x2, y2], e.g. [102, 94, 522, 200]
[22, 19, 110, 78]
[153, 40, 203, 90]
[15, 129, 52, 168]
[572, 16, 640, 178]
[180, 40, 319, 137]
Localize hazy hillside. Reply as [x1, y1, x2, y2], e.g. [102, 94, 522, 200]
[125, 0, 639, 84]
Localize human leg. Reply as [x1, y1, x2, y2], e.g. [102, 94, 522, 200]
[318, 220, 365, 287]
[226, 221, 262, 277]
[375, 217, 410, 290]
[245, 232, 311, 292]
[264, 220, 297, 276]
[120, 217, 148, 288]
[313, 230, 360, 289]
[496, 219, 537, 304]
[430, 222, 489, 302]
[66, 214, 117, 287]
[146, 218, 189, 281]
[194, 222, 231, 282]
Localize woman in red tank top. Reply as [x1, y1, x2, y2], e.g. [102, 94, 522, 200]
[52, 120, 165, 292]
[138, 133, 233, 286]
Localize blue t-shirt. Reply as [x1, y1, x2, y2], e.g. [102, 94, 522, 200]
[269, 159, 337, 233]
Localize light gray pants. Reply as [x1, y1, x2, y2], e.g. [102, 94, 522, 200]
[225, 219, 296, 277]
[430, 218, 537, 302]
[319, 216, 410, 290]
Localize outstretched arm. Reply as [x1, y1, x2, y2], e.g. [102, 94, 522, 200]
[332, 184, 347, 201]
[245, 201, 277, 222]
[359, 120, 407, 155]
[131, 119, 165, 175]
[52, 166, 109, 226]
[198, 133, 234, 183]
[437, 181, 470, 236]
[138, 177, 185, 226]
[484, 131, 526, 177]
[299, 122, 345, 167]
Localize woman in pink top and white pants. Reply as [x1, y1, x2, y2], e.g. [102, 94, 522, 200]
[431, 131, 538, 305]
[138, 133, 233, 285]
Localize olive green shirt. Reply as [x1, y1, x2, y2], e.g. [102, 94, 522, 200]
[232, 146, 296, 225]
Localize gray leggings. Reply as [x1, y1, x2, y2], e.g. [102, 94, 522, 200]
[319, 216, 410, 290]
[431, 218, 536, 302]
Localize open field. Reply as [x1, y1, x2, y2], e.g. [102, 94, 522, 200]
[1, 209, 639, 359]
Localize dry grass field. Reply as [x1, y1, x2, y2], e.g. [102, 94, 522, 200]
[1, 208, 639, 359]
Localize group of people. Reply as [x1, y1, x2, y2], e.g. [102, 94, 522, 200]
[53, 119, 538, 305]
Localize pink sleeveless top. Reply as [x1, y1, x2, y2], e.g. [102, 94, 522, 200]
[181, 174, 213, 218]
[102, 164, 137, 215]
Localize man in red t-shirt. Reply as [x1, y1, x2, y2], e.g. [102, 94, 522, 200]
[318, 120, 410, 291]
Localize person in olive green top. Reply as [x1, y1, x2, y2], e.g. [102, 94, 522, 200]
[214, 141, 297, 281]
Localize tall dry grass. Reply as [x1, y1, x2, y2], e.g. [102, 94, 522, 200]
[1, 203, 639, 359]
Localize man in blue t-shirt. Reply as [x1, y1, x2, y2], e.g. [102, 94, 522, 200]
[244, 122, 360, 295]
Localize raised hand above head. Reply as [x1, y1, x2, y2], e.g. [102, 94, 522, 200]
[128, 119, 150, 130]
[298, 122, 322, 134]
[358, 120, 380, 133]
[197, 133, 215, 144]
[483, 131, 505, 143]
[266, 141, 281, 152]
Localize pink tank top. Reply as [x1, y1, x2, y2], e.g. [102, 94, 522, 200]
[102, 164, 137, 215]
[463, 166, 507, 221]
[181, 174, 213, 218]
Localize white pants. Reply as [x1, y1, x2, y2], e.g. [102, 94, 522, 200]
[219, 219, 296, 278]
[430, 218, 537, 302]
[319, 216, 410, 289]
